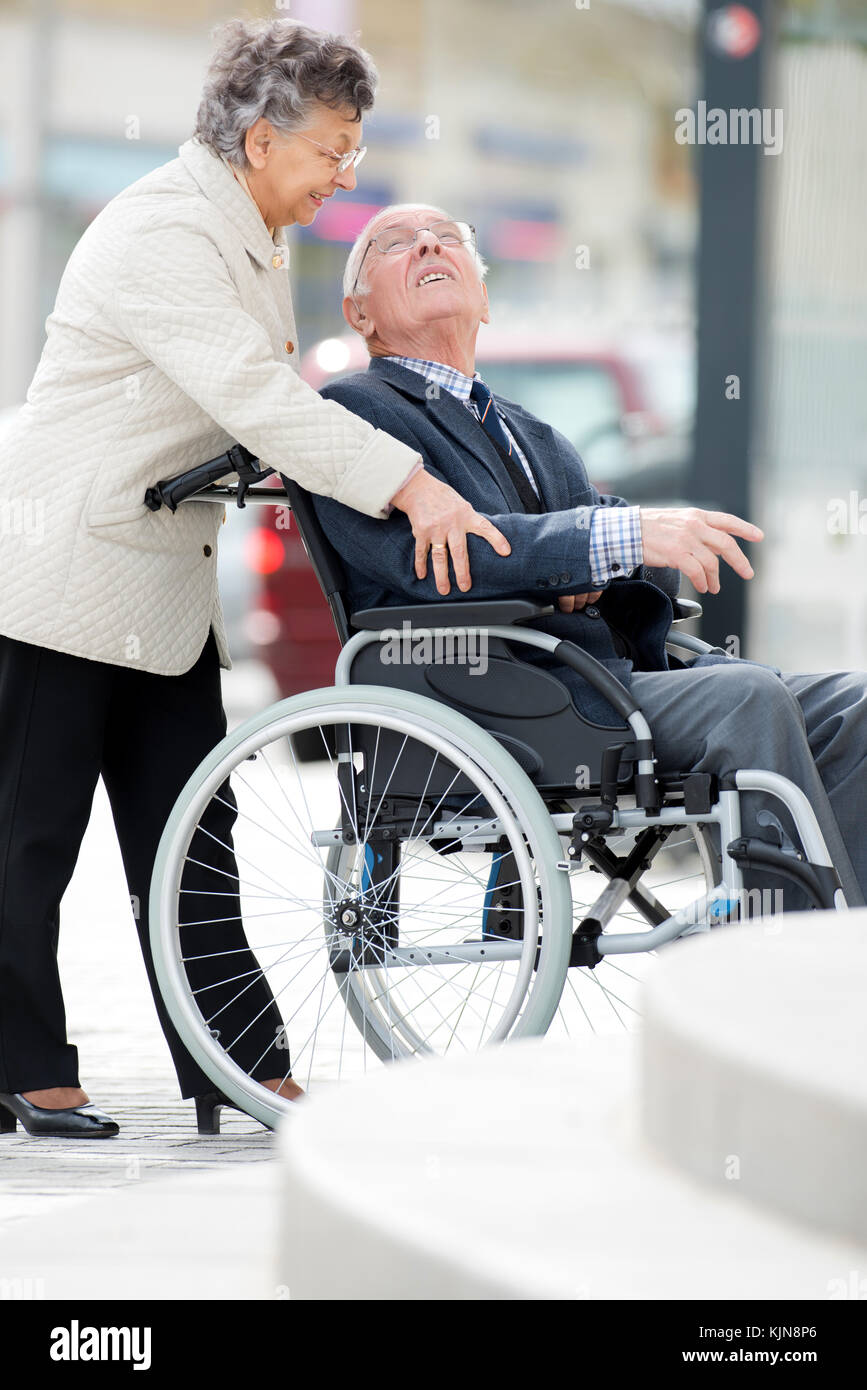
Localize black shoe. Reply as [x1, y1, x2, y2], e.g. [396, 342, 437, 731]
[0, 1091, 119, 1138]
[194, 1090, 275, 1135]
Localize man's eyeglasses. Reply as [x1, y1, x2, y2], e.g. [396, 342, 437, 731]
[291, 131, 367, 174]
[352, 220, 476, 297]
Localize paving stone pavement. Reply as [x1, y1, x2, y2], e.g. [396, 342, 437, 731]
[0, 666, 290, 1296]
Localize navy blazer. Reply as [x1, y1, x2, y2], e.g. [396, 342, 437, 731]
[313, 357, 728, 725]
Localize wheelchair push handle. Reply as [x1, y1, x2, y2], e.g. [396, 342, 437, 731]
[144, 443, 276, 512]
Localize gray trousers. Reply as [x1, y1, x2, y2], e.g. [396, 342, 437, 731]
[628, 663, 867, 911]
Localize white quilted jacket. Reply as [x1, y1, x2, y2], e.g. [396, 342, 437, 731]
[0, 137, 420, 675]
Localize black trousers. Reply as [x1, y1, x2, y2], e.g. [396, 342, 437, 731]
[0, 628, 284, 1097]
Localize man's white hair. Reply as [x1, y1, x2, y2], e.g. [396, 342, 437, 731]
[342, 202, 488, 299]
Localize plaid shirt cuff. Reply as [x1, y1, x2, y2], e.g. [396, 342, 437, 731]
[588, 506, 643, 586]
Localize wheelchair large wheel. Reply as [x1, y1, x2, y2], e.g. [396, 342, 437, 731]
[149, 686, 573, 1128]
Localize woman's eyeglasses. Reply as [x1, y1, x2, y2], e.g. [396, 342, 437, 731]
[291, 131, 367, 174]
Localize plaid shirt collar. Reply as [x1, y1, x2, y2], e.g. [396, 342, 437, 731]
[385, 356, 480, 403]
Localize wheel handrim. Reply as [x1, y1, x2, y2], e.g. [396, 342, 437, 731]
[150, 690, 572, 1123]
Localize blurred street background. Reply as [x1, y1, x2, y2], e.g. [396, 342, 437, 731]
[1, 0, 865, 684]
[0, 1, 865, 1302]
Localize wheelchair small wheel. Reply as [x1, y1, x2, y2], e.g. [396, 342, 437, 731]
[551, 821, 719, 1037]
[149, 686, 573, 1126]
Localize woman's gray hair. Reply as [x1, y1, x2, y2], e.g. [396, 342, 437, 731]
[194, 17, 378, 169]
[344, 203, 488, 299]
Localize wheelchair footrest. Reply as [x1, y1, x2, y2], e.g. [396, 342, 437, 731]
[726, 836, 842, 911]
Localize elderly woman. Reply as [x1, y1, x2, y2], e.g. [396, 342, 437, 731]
[0, 17, 507, 1139]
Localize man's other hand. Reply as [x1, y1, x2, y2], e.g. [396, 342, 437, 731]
[390, 469, 511, 595]
[638, 507, 764, 595]
[557, 590, 604, 613]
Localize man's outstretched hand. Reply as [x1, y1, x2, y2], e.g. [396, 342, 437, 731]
[390, 469, 511, 596]
[639, 507, 764, 594]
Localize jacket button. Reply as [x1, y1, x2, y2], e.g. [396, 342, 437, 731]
[203, 544, 212, 557]
[272, 253, 283, 269]
[560, 573, 571, 583]
[284, 340, 295, 354]
[538, 579, 548, 588]
[548, 574, 559, 586]
[584, 605, 599, 618]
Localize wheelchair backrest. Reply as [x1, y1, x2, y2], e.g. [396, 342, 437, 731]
[278, 475, 353, 645]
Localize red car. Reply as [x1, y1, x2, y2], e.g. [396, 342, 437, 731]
[245, 329, 692, 697]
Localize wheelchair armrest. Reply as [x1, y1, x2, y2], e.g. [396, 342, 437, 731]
[667, 597, 721, 656]
[666, 630, 725, 657]
[671, 597, 703, 624]
[350, 599, 554, 631]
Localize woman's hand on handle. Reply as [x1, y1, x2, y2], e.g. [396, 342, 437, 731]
[390, 469, 511, 596]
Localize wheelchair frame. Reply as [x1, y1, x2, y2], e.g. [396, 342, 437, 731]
[333, 624, 848, 954]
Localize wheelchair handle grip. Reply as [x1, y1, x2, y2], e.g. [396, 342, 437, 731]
[144, 443, 272, 512]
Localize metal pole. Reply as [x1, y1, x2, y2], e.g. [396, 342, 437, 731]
[689, 0, 774, 653]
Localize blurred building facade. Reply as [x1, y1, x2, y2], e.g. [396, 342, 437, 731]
[0, 0, 865, 670]
[0, 0, 698, 405]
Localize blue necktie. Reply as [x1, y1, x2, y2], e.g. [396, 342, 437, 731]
[470, 378, 517, 456]
[469, 378, 541, 513]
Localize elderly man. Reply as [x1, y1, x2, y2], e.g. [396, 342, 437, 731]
[311, 203, 867, 911]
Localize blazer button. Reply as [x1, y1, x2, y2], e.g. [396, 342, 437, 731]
[560, 573, 571, 583]
[272, 252, 283, 269]
[538, 579, 548, 588]
[548, 574, 559, 586]
[203, 544, 212, 557]
[584, 605, 600, 618]
[284, 340, 295, 355]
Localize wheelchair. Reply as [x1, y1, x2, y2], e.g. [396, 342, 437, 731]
[146, 446, 848, 1129]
